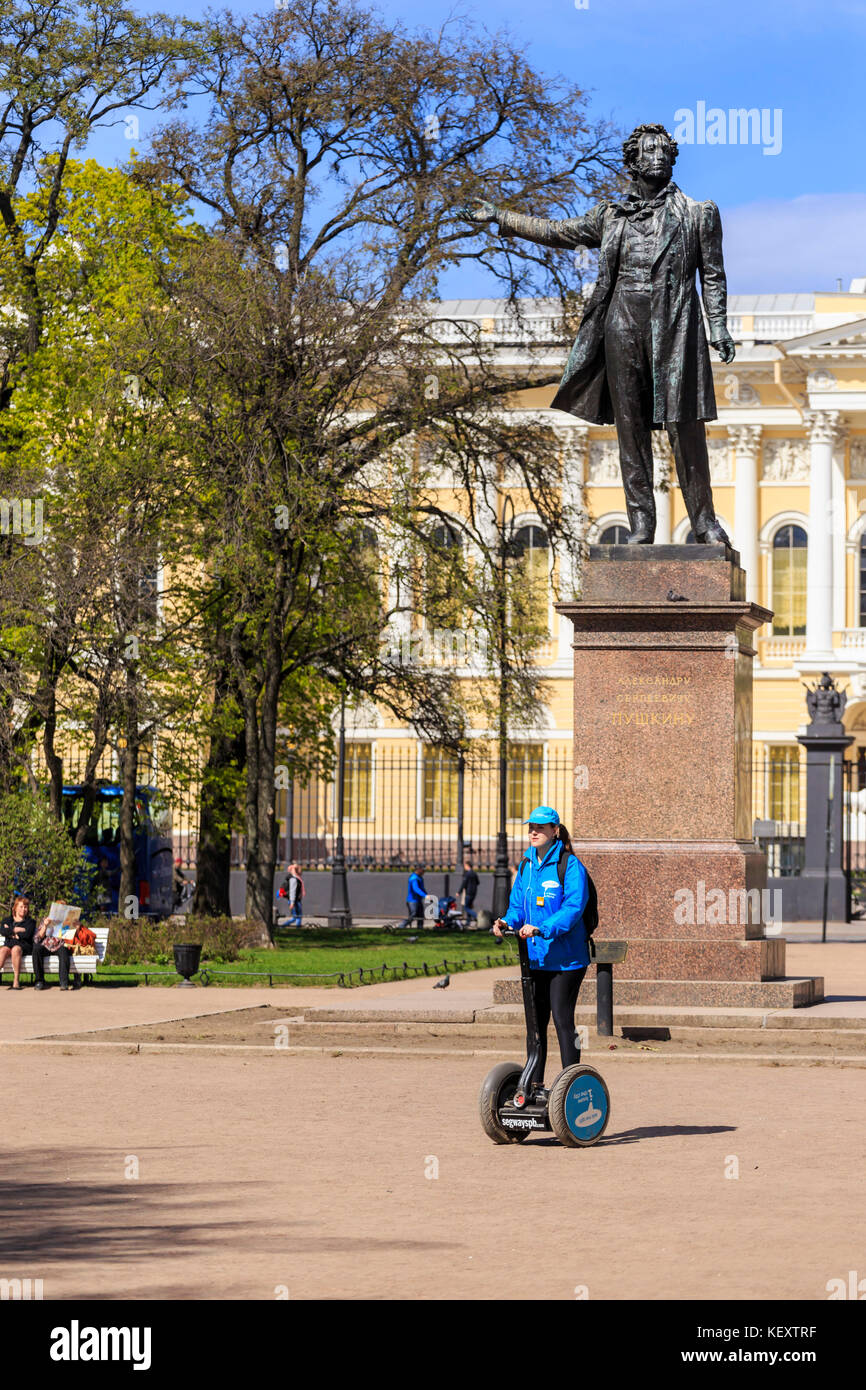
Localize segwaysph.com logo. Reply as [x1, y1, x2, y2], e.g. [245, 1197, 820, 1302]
[49, 1320, 152, 1371]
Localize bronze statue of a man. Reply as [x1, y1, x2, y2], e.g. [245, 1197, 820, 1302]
[463, 123, 736, 545]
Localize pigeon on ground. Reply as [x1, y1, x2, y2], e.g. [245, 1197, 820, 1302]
[433, 974, 450, 989]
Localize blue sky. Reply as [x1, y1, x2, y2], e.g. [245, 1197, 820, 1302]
[87, 0, 866, 296]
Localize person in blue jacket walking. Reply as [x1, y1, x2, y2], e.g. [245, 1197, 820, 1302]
[399, 867, 427, 929]
[493, 805, 589, 1089]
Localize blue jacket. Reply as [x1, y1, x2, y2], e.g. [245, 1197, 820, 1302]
[503, 841, 590, 970]
[407, 871, 426, 902]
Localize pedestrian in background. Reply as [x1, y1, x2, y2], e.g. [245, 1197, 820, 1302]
[459, 860, 479, 923]
[400, 867, 427, 929]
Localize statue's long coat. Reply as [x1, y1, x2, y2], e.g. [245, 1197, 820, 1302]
[497, 183, 728, 426]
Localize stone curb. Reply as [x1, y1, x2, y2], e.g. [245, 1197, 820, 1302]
[3, 1038, 866, 1065]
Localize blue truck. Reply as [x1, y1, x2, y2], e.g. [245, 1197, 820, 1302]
[60, 781, 174, 918]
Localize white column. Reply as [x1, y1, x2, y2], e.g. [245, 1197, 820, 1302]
[554, 425, 588, 662]
[385, 525, 411, 662]
[831, 433, 847, 635]
[473, 464, 500, 554]
[804, 410, 842, 661]
[652, 436, 672, 543]
[729, 424, 762, 603]
[555, 424, 588, 595]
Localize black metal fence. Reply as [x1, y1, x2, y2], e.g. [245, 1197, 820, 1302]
[31, 741, 845, 888]
[751, 752, 805, 878]
[236, 750, 574, 872]
[844, 756, 866, 916]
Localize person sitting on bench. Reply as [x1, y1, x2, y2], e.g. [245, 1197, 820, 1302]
[31, 902, 75, 992]
[0, 895, 37, 990]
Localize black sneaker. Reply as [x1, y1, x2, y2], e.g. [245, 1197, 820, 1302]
[34, 982, 45, 990]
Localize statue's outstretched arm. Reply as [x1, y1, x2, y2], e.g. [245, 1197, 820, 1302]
[460, 198, 604, 251]
[495, 205, 603, 250]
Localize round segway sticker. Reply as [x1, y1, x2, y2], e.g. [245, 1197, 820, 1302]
[563, 1074, 608, 1142]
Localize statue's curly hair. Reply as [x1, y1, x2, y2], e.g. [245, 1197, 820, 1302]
[622, 123, 678, 172]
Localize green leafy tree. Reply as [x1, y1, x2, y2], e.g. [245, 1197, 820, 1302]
[0, 0, 198, 406]
[0, 158, 202, 907]
[0, 788, 92, 914]
[129, 0, 618, 929]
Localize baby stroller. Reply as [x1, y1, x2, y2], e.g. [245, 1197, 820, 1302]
[434, 894, 465, 930]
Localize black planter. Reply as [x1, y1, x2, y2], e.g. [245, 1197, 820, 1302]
[173, 942, 202, 987]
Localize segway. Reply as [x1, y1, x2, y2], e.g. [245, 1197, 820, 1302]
[479, 926, 610, 1147]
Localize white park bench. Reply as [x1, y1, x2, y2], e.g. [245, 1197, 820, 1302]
[0, 925, 110, 984]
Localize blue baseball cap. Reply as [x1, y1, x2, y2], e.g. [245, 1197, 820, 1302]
[524, 805, 560, 825]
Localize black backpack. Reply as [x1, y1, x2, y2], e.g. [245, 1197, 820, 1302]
[517, 849, 599, 936]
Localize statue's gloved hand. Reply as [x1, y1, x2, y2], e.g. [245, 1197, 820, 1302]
[710, 330, 736, 364]
[458, 197, 497, 225]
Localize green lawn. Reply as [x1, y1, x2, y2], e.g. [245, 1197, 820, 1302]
[96, 925, 517, 987]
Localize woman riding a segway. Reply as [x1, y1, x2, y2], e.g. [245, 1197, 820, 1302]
[493, 805, 589, 1092]
[481, 804, 610, 1146]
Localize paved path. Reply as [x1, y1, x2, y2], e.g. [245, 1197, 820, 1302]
[0, 1049, 862, 1300]
[1, 940, 864, 1042]
[0, 939, 863, 1299]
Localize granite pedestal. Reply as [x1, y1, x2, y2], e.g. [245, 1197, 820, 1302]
[549, 545, 821, 1007]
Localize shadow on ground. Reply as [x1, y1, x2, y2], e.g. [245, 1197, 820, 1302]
[0, 1148, 457, 1296]
[528, 1123, 737, 1148]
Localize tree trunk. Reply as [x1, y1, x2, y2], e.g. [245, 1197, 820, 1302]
[193, 690, 245, 919]
[241, 665, 281, 944]
[43, 696, 63, 821]
[72, 722, 112, 848]
[118, 671, 140, 914]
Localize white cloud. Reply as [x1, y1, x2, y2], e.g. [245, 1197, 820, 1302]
[721, 193, 866, 292]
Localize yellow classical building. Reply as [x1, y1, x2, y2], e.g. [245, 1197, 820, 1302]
[326, 282, 866, 867]
[60, 283, 866, 875]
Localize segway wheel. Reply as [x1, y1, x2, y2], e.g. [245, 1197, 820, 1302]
[548, 1064, 610, 1148]
[479, 1062, 531, 1144]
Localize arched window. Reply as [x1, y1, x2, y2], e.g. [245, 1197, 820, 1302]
[353, 524, 378, 568]
[424, 520, 463, 626]
[507, 524, 551, 639]
[772, 525, 807, 635]
[430, 521, 460, 553]
[510, 524, 549, 586]
[599, 524, 629, 545]
[346, 525, 381, 610]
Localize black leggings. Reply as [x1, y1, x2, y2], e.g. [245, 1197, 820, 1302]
[528, 967, 588, 1084]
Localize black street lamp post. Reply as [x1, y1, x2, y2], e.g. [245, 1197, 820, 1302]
[328, 693, 353, 928]
[492, 495, 515, 919]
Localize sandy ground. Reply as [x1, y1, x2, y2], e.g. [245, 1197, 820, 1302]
[0, 1048, 863, 1301]
[0, 940, 863, 1301]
